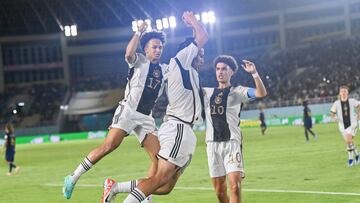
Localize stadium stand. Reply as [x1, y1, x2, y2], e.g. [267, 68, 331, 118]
[0, 83, 66, 128]
[2, 35, 360, 127]
[1, 0, 360, 133]
[260, 36, 360, 102]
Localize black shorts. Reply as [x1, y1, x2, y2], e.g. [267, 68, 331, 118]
[5, 149, 15, 162]
[304, 119, 312, 129]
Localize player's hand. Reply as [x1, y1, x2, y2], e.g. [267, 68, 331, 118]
[241, 60, 257, 74]
[182, 11, 196, 27]
[137, 22, 148, 33]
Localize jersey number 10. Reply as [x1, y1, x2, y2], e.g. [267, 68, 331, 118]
[211, 105, 225, 115]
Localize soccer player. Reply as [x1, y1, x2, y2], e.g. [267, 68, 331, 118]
[101, 47, 206, 203]
[203, 56, 267, 203]
[3, 123, 20, 176]
[303, 100, 317, 142]
[63, 22, 167, 199]
[116, 11, 208, 203]
[330, 85, 360, 167]
[259, 104, 267, 135]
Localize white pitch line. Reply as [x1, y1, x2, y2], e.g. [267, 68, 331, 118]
[243, 189, 360, 196]
[45, 183, 360, 196]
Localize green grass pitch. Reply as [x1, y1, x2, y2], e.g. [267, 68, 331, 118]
[1, 123, 360, 203]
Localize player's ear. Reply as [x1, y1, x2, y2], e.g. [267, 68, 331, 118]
[144, 44, 149, 54]
[228, 66, 234, 76]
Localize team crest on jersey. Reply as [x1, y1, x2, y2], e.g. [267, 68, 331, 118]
[153, 69, 161, 78]
[215, 92, 223, 104]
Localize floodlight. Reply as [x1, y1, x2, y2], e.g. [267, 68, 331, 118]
[195, 14, 200, 21]
[201, 12, 209, 24]
[162, 18, 169, 29]
[208, 11, 216, 23]
[169, 16, 176, 28]
[70, 25, 77, 36]
[132, 21, 138, 32]
[156, 19, 163, 30]
[64, 26, 71, 37]
[145, 19, 152, 31]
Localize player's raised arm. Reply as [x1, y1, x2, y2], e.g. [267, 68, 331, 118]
[125, 22, 147, 64]
[241, 60, 267, 98]
[182, 11, 208, 48]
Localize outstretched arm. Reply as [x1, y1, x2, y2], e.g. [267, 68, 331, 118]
[182, 11, 208, 48]
[125, 22, 148, 64]
[241, 60, 267, 98]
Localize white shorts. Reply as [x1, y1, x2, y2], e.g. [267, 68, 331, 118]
[157, 119, 197, 168]
[339, 125, 358, 137]
[109, 104, 156, 144]
[207, 140, 244, 178]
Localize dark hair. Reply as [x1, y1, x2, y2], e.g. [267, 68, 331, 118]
[339, 85, 349, 91]
[213, 55, 239, 72]
[177, 37, 196, 53]
[140, 31, 166, 51]
[5, 123, 14, 134]
[302, 100, 308, 106]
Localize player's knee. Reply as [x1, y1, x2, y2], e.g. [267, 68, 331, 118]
[215, 190, 227, 199]
[216, 190, 226, 199]
[229, 183, 240, 195]
[214, 185, 227, 198]
[345, 139, 353, 145]
[228, 178, 241, 195]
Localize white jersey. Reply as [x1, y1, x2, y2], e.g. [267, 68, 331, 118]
[122, 53, 167, 115]
[204, 86, 255, 143]
[330, 98, 359, 130]
[164, 42, 203, 125]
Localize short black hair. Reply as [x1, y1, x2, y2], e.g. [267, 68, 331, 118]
[302, 100, 308, 106]
[5, 123, 14, 134]
[140, 31, 166, 51]
[213, 55, 238, 72]
[177, 37, 196, 53]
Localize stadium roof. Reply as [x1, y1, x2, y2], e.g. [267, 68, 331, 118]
[0, 0, 330, 37]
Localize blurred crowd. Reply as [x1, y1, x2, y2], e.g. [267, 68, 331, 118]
[2, 35, 360, 125]
[70, 74, 127, 92]
[153, 36, 360, 116]
[254, 36, 360, 103]
[0, 83, 66, 127]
